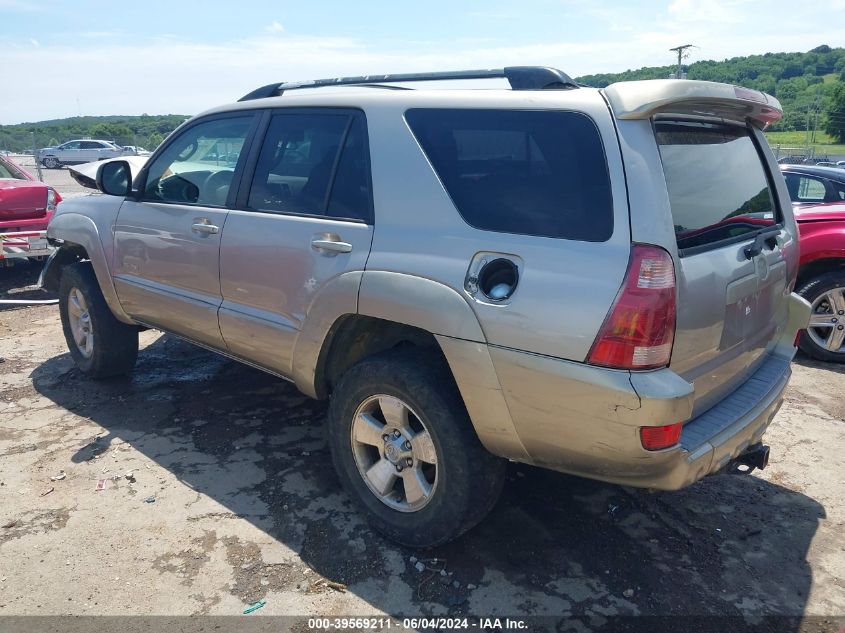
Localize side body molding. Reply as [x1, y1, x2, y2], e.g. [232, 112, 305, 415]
[45, 212, 134, 324]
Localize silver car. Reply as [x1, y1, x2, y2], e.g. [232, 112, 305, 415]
[38, 139, 128, 169]
[41, 68, 811, 546]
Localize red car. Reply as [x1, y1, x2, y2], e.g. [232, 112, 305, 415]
[795, 202, 845, 362]
[0, 155, 61, 261]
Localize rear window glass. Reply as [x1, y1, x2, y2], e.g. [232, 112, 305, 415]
[655, 121, 778, 251]
[405, 109, 613, 242]
[783, 172, 827, 203]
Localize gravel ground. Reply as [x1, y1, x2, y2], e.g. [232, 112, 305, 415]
[0, 261, 843, 632]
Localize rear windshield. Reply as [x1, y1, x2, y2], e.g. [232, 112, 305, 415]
[655, 121, 778, 252]
[405, 108, 613, 242]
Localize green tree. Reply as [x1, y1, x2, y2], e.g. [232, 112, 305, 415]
[824, 83, 845, 141]
[147, 132, 164, 149]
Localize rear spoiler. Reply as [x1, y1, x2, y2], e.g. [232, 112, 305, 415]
[602, 80, 782, 129]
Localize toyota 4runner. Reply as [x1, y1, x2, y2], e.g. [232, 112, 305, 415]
[40, 67, 811, 547]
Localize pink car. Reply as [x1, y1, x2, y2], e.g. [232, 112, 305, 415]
[0, 155, 61, 261]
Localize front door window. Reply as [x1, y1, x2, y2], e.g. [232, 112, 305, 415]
[143, 116, 254, 207]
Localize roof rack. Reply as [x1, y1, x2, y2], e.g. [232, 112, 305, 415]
[238, 66, 578, 101]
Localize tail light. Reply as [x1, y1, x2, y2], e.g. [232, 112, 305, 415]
[640, 423, 682, 451]
[588, 244, 676, 370]
[46, 188, 61, 212]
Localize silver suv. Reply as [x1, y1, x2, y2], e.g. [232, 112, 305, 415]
[38, 139, 128, 169]
[40, 68, 811, 546]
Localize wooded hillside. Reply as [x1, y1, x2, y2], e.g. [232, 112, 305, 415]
[0, 114, 188, 153]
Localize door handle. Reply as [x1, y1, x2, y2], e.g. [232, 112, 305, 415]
[311, 238, 352, 254]
[191, 221, 219, 236]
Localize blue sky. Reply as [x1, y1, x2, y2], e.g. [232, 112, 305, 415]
[2, 0, 843, 123]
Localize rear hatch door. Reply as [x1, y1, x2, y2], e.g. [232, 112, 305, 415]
[604, 81, 798, 417]
[655, 119, 792, 414]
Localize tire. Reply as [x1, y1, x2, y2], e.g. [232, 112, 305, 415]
[42, 156, 61, 169]
[59, 262, 139, 378]
[327, 348, 506, 547]
[796, 270, 845, 363]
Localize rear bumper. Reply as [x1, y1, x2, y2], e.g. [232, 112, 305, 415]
[478, 293, 811, 490]
[0, 230, 52, 261]
[630, 354, 790, 490]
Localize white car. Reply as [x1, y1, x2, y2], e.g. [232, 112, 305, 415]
[37, 139, 130, 169]
[121, 146, 152, 157]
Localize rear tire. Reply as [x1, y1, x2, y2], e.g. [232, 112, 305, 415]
[327, 348, 506, 547]
[59, 262, 138, 378]
[796, 271, 845, 363]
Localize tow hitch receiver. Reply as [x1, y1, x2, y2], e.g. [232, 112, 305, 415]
[728, 443, 770, 474]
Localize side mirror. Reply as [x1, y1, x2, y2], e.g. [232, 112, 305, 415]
[96, 160, 131, 196]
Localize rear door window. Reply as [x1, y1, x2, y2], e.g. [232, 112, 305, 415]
[405, 108, 613, 242]
[247, 112, 372, 222]
[655, 121, 779, 252]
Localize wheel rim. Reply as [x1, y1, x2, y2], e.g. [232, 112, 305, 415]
[67, 287, 94, 358]
[807, 286, 845, 354]
[45, 157, 58, 168]
[350, 394, 439, 513]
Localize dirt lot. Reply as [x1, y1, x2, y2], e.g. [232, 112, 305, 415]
[1, 256, 844, 629]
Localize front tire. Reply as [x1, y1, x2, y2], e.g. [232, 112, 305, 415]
[42, 156, 61, 169]
[59, 262, 139, 378]
[797, 271, 845, 363]
[327, 349, 506, 547]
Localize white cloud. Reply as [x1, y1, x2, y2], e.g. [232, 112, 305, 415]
[666, 0, 751, 24]
[265, 21, 285, 34]
[29, 38, 39, 47]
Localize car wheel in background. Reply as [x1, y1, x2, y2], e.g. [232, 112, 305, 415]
[43, 156, 61, 169]
[327, 348, 506, 547]
[797, 271, 845, 363]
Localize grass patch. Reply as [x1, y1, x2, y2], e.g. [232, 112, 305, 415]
[764, 131, 845, 156]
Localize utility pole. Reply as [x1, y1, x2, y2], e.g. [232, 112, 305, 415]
[811, 90, 822, 145]
[806, 90, 823, 149]
[669, 44, 695, 79]
[30, 132, 43, 181]
[806, 102, 812, 147]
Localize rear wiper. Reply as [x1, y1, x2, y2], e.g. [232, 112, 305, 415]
[743, 227, 781, 260]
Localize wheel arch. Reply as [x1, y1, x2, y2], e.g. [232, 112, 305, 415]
[44, 213, 134, 324]
[292, 270, 487, 398]
[797, 257, 845, 289]
[293, 271, 529, 461]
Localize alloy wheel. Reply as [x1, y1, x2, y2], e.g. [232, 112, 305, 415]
[67, 287, 94, 358]
[807, 286, 845, 354]
[350, 394, 439, 512]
